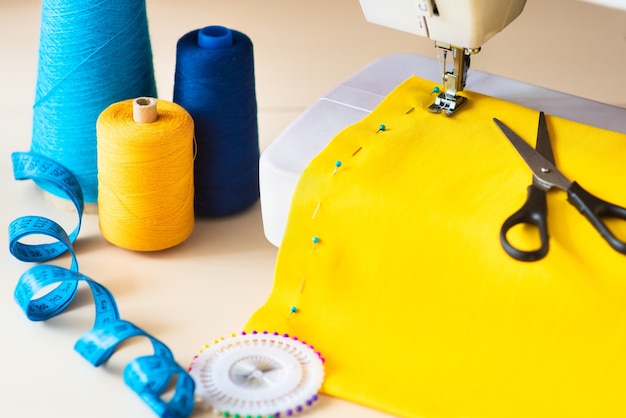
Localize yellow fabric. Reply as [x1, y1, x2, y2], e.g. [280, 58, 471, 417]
[246, 76, 626, 417]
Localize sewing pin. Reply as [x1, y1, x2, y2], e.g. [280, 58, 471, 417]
[312, 236, 320, 249]
[299, 278, 305, 293]
[352, 146, 362, 156]
[333, 160, 342, 174]
[376, 124, 386, 133]
[405, 107, 415, 114]
[288, 306, 298, 319]
[311, 202, 320, 219]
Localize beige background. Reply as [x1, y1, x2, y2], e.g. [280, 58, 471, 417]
[0, 1, 625, 417]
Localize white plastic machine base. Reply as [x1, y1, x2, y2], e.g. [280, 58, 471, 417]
[260, 53, 626, 247]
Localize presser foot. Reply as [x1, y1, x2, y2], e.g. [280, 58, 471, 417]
[427, 92, 467, 116]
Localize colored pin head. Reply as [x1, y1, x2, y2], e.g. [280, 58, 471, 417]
[333, 160, 342, 174]
[377, 124, 386, 133]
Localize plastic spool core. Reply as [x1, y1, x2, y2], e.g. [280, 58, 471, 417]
[133, 97, 158, 124]
[197, 25, 233, 49]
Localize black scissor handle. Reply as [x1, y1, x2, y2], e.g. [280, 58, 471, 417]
[567, 181, 626, 254]
[500, 184, 550, 262]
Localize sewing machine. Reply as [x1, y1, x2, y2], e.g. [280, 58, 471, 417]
[259, 0, 626, 247]
[360, 0, 527, 115]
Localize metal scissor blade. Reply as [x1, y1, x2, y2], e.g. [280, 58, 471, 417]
[535, 111, 555, 165]
[493, 117, 572, 191]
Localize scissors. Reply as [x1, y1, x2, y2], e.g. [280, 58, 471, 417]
[493, 111, 626, 262]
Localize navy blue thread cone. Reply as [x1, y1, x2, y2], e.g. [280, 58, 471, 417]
[173, 26, 260, 217]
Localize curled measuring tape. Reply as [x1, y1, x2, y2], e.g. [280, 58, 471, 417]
[8, 151, 195, 417]
[188, 331, 325, 417]
[12, 151, 83, 246]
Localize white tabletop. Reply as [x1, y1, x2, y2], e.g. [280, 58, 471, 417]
[1, 1, 624, 417]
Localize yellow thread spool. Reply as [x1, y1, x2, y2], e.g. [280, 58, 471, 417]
[96, 97, 195, 251]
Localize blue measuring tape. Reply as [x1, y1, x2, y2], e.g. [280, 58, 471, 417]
[8, 151, 195, 417]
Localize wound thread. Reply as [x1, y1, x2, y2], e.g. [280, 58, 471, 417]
[31, 0, 157, 203]
[173, 26, 260, 217]
[96, 98, 195, 251]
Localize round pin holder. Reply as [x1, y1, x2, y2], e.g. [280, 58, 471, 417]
[189, 331, 325, 417]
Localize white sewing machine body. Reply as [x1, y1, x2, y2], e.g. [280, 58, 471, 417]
[259, 0, 626, 247]
[358, 0, 626, 48]
[358, 0, 527, 50]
